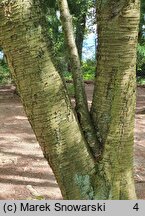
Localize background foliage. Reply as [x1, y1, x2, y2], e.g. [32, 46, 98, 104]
[137, 0, 145, 78]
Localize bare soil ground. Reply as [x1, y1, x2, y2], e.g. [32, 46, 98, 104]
[0, 84, 145, 200]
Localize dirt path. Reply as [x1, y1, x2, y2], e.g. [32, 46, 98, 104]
[0, 84, 145, 199]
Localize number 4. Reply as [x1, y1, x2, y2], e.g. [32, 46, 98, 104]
[133, 203, 139, 211]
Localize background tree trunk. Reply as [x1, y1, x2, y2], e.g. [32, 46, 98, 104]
[75, 13, 86, 61]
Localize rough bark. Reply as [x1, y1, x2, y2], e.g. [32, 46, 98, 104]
[58, 0, 100, 157]
[0, 0, 97, 199]
[91, 0, 140, 199]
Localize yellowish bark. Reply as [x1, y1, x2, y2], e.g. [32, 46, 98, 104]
[0, 0, 97, 199]
[91, 0, 140, 199]
[58, 0, 100, 157]
[0, 0, 140, 200]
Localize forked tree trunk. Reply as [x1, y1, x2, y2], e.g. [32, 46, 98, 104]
[0, 0, 140, 199]
[91, 0, 140, 199]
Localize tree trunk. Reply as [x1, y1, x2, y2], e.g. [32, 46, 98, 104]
[58, 0, 99, 157]
[0, 0, 140, 200]
[91, 0, 140, 199]
[0, 0, 97, 200]
[75, 13, 86, 61]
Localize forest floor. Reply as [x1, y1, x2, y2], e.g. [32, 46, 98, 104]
[0, 84, 145, 200]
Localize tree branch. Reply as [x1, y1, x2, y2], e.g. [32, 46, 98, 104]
[58, 0, 100, 159]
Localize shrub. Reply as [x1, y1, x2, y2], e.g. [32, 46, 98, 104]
[0, 61, 11, 84]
